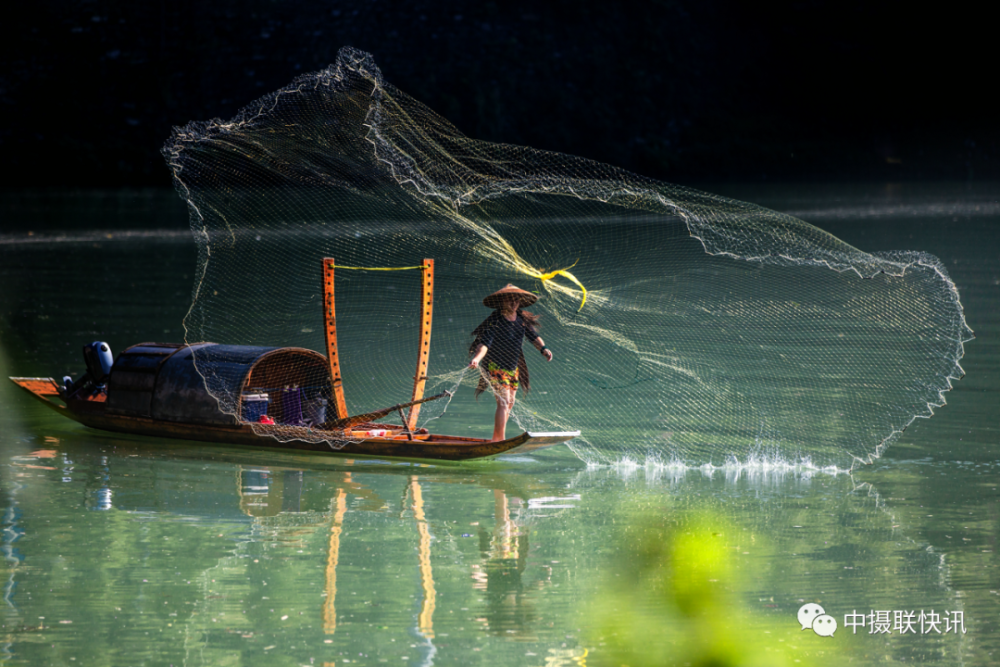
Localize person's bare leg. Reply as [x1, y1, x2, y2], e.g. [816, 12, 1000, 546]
[492, 387, 515, 442]
[491, 394, 507, 442]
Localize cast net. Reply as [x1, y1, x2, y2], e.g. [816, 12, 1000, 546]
[162, 47, 972, 469]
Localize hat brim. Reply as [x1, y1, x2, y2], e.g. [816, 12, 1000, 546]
[483, 289, 538, 309]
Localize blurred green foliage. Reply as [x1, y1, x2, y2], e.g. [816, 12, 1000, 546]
[587, 503, 819, 667]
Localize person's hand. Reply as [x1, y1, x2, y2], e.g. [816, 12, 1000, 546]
[542, 349, 553, 361]
[469, 358, 480, 369]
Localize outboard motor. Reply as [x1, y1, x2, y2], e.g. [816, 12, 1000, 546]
[83, 341, 114, 386]
[65, 341, 114, 398]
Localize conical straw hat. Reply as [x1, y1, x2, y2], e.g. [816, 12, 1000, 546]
[482, 284, 539, 309]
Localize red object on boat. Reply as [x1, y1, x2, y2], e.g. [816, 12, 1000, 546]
[258, 415, 275, 425]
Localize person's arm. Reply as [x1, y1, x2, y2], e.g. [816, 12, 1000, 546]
[470, 317, 496, 368]
[523, 321, 552, 361]
[469, 344, 488, 368]
[531, 336, 553, 361]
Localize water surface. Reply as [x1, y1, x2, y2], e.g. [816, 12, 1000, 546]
[1, 183, 998, 665]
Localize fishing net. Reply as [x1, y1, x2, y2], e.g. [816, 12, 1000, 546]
[162, 47, 971, 469]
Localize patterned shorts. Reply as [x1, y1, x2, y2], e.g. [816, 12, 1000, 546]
[485, 361, 519, 391]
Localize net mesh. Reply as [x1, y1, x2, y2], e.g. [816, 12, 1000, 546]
[162, 47, 972, 468]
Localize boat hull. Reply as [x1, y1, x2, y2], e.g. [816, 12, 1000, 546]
[10, 377, 578, 461]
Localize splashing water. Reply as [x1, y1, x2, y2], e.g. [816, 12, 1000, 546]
[162, 47, 972, 469]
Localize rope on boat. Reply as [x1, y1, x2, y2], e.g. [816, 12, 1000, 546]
[329, 263, 426, 271]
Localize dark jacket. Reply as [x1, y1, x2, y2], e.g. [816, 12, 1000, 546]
[470, 309, 539, 398]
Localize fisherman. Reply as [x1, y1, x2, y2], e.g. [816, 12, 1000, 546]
[469, 285, 553, 442]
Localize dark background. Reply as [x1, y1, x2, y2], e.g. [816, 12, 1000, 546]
[1, 0, 994, 187]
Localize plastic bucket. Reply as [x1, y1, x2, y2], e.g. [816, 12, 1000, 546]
[242, 393, 270, 422]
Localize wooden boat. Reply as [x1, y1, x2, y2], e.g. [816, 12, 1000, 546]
[9, 258, 579, 461]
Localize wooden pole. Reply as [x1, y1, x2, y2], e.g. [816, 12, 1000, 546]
[324, 391, 450, 431]
[407, 259, 434, 431]
[322, 258, 349, 420]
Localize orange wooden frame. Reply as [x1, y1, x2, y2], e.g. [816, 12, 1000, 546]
[322, 258, 349, 420]
[407, 259, 434, 430]
[321, 258, 435, 427]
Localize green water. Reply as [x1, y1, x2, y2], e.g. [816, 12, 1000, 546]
[1, 183, 998, 665]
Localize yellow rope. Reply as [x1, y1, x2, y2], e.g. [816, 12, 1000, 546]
[528, 260, 588, 311]
[465, 228, 589, 311]
[328, 264, 426, 271]
[328, 259, 587, 311]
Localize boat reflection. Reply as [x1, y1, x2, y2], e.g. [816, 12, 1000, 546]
[226, 457, 561, 645]
[323, 480, 349, 635]
[228, 461, 555, 643]
[409, 477, 436, 640]
[15, 438, 571, 664]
